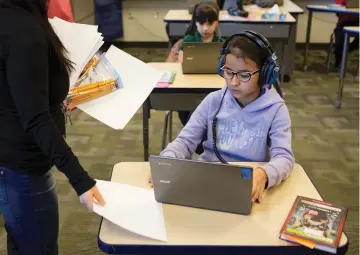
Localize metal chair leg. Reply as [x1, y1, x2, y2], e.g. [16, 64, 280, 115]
[162, 111, 170, 150]
[326, 32, 335, 73]
[168, 111, 173, 143]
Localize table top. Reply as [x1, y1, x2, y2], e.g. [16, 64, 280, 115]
[344, 26, 360, 34]
[306, 5, 360, 14]
[99, 162, 348, 248]
[150, 62, 225, 89]
[244, 0, 304, 14]
[164, 9, 296, 23]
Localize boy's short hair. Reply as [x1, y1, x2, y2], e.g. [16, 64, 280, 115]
[226, 35, 268, 69]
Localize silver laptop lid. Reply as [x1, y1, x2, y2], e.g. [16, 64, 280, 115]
[182, 42, 223, 74]
[149, 155, 253, 215]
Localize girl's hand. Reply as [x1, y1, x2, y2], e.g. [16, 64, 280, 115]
[252, 168, 268, 203]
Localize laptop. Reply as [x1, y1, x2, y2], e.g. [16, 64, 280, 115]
[188, 0, 218, 14]
[149, 155, 253, 215]
[182, 42, 223, 74]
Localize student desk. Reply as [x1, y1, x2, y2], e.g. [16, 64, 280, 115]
[98, 162, 349, 255]
[164, 0, 304, 79]
[303, 5, 360, 71]
[335, 26, 360, 108]
[142, 62, 224, 161]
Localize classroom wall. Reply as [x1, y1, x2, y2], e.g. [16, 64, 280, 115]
[71, 0, 339, 43]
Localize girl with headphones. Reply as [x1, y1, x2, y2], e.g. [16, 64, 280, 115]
[158, 31, 295, 203]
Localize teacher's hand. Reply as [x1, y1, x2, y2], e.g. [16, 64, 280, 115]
[79, 185, 105, 212]
[252, 168, 268, 203]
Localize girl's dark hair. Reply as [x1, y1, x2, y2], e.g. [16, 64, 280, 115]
[226, 35, 268, 69]
[185, 2, 220, 35]
[0, 0, 74, 74]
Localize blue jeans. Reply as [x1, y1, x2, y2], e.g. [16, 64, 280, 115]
[0, 167, 59, 255]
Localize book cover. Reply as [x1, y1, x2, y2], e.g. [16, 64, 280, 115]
[158, 71, 175, 84]
[280, 196, 347, 249]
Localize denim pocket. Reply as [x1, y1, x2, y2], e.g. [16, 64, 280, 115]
[0, 169, 8, 204]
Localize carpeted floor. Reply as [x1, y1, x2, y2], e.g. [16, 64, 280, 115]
[0, 49, 358, 255]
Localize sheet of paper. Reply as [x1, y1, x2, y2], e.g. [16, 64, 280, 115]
[93, 180, 167, 242]
[76, 45, 163, 129]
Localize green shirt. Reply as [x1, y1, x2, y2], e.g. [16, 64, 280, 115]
[179, 32, 224, 51]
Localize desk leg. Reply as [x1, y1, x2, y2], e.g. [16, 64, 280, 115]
[285, 14, 299, 78]
[143, 97, 150, 161]
[303, 10, 313, 71]
[168, 111, 173, 143]
[335, 32, 349, 109]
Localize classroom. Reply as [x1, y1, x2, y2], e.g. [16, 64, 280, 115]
[0, 0, 358, 254]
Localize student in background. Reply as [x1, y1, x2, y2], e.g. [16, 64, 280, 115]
[166, 1, 224, 63]
[177, 1, 224, 64]
[0, 0, 104, 254]
[156, 31, 295, 203]
[177, 1, 225, 144]
[333, 0, 359, 68]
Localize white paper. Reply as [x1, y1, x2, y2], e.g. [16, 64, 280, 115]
[49, 17, 104, 88]
[245, 4, 260, 10]
[50, 18, 162, 130]
[76, 45, 163, 129]
[267, 4, 280, 13]
[93, 180, 167, 242]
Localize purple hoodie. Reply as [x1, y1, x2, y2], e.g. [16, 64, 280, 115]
[160, 86, 295, 188]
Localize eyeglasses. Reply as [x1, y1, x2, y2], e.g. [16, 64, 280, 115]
[220, 67, 260, 82]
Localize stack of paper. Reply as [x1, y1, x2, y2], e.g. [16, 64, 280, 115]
[49, 17, 104, 88]
[50, 18, 162, 130]
[94, 180, 167, 242]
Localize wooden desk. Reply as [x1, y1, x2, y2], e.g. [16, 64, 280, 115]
[164, 10, 296, 24]
[335, 26, 360, 109]
[306, 5, 360, 14]
[150, 62, 224, 89]
[303, 5, 360, 71]
[98, 162, 349, 255]
[164, 0, 304, 79]
[142, 63, 224, 161]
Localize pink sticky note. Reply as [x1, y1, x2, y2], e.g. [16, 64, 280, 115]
[156, 82, 170, 88]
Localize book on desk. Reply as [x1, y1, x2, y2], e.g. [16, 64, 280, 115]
[156, 70, 176, 88]
[280, 196, 348, 254]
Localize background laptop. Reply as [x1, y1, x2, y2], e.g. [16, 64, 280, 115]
[182, 42, 223, 74]
[188, 0, 218, 14]
[149, 155, 253, 215]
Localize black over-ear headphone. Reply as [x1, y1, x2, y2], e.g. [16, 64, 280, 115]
[212, 31, 280, 164]
[217, 30, 280, 86]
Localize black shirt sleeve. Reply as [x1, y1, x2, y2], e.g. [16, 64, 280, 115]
[5, 25, 95, 196]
